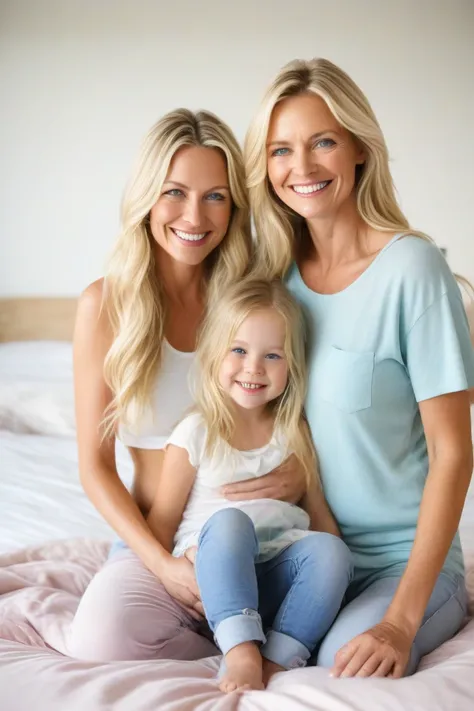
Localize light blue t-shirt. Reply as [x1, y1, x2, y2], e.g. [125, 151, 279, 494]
[287, 234, 474, 583]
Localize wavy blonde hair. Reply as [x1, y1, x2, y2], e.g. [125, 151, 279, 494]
[193, 278, 317, 483]
[104, 109, 251, 433]
[245, 57, 435, 279]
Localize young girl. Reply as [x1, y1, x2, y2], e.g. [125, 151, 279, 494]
[147, 278, 353, 692]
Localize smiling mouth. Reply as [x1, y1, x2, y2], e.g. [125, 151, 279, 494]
[291, 180, 332, 195]
[171, 228, 209, 244]
[236, 381, 266, 392]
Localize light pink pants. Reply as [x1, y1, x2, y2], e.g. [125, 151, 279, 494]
[68, 549, 219, 661]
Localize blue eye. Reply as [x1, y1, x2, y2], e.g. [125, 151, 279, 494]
[165, 189, 184, 197]
[232, 347, 246, 355]
[266, 353, 282, 360]
[271, 147, 289, 157]
[207, 192, 226, 201]
[315, 138, 335, 149]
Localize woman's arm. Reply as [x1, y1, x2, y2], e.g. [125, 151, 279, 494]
[332, 390, 472, 678]
[146, 444, 203, 614]
[384, 390, 472, 630]
[221, 453, 307, 503]
[147, 444, 197, 551]
[222, 449, 338, 533]
[74, 280, 169, 577]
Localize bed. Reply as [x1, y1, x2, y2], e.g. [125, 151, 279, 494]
[1, 298, 474, 711]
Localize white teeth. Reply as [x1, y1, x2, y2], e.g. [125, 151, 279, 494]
[238, 382, 263, 390]
[292, 181, 330, 194]
[173, 229, 207, 241]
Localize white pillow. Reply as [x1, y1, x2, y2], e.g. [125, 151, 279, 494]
[0, 341, 75, 435]
[0, 382, 75, 436]
[0, 341, 73, 381]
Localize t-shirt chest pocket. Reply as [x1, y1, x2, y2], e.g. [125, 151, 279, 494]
[319, 346, 375, 414]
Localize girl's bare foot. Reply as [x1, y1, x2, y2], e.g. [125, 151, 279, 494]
[219, 642, 264, 693]
[262, 658, 285, 686]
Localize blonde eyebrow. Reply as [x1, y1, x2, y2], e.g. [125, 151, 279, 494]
[163, 180, 230, 191]
[231, 339, 285, 351]
[267, 130, 336, 148]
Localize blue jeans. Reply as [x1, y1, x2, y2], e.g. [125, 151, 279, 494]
[316, 569, 468, 674]
[195, 508, 354, 669]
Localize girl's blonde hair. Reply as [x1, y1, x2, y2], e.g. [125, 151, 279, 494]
[245, 57, 432, 279]
[104, 109, 252, 433]
[194, 278, 317, 483]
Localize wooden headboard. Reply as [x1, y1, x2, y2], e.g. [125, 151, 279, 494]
[0, 298, 77, 342]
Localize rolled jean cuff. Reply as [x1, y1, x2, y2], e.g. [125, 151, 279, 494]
[261, 630, 310, 670]
[214, 609, 266, 655]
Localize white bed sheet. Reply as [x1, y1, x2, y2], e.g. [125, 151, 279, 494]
[0, 431, 133, 553]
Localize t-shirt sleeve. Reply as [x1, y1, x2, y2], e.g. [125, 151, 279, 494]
[166, 413, 207, 467]
[405, 288, 474, 402]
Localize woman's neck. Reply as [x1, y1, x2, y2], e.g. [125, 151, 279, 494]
[298, 200, 395, 295]
[155, 245, 204, 307]
[304, 199, 368, 270]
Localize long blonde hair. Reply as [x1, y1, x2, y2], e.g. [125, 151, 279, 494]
[245, 57, 431, 279]
[104, 109, 251, 433]
[194, 278, 317, 483]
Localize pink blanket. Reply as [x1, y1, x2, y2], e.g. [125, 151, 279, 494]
[1, 539, 474, 711]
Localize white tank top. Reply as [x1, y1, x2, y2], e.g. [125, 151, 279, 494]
[118, 340, 195, 450]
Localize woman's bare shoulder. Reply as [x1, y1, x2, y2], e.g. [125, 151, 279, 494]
[79, 278, 105, 308]
[76, 278, 111, 338]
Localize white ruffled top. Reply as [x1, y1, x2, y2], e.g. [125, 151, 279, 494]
[168, 412, 311, 562]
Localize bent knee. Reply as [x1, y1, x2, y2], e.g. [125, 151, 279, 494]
[201, 507, 255, 540]
[68, 557, 190, 661]
[316, 634, 339, 668]
[305, 533, 354, 578]
[207, 507, 253, 529]
[328, 535, 353, 576]
[69, 602, 188, 661]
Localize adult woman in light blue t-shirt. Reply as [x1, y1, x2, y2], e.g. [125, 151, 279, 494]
[244, 58, 474, 677]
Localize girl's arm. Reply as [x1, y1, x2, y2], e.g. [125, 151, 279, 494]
[74, 280, 169, 577]
[300, 476, 341, 537]
[332, 389, 472, 678]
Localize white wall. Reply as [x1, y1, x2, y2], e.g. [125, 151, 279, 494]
[1, 0, 473, 296]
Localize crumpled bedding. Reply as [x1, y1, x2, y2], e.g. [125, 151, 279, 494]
[1, 529, 473, 711]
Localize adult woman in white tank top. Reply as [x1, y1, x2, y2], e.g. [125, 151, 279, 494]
[69, 109, 306, 661]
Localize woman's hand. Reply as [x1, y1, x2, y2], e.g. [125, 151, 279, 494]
[221, 454, 306, 503]
[159, 555, 204, 621]
[331, 620, 414, 678]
